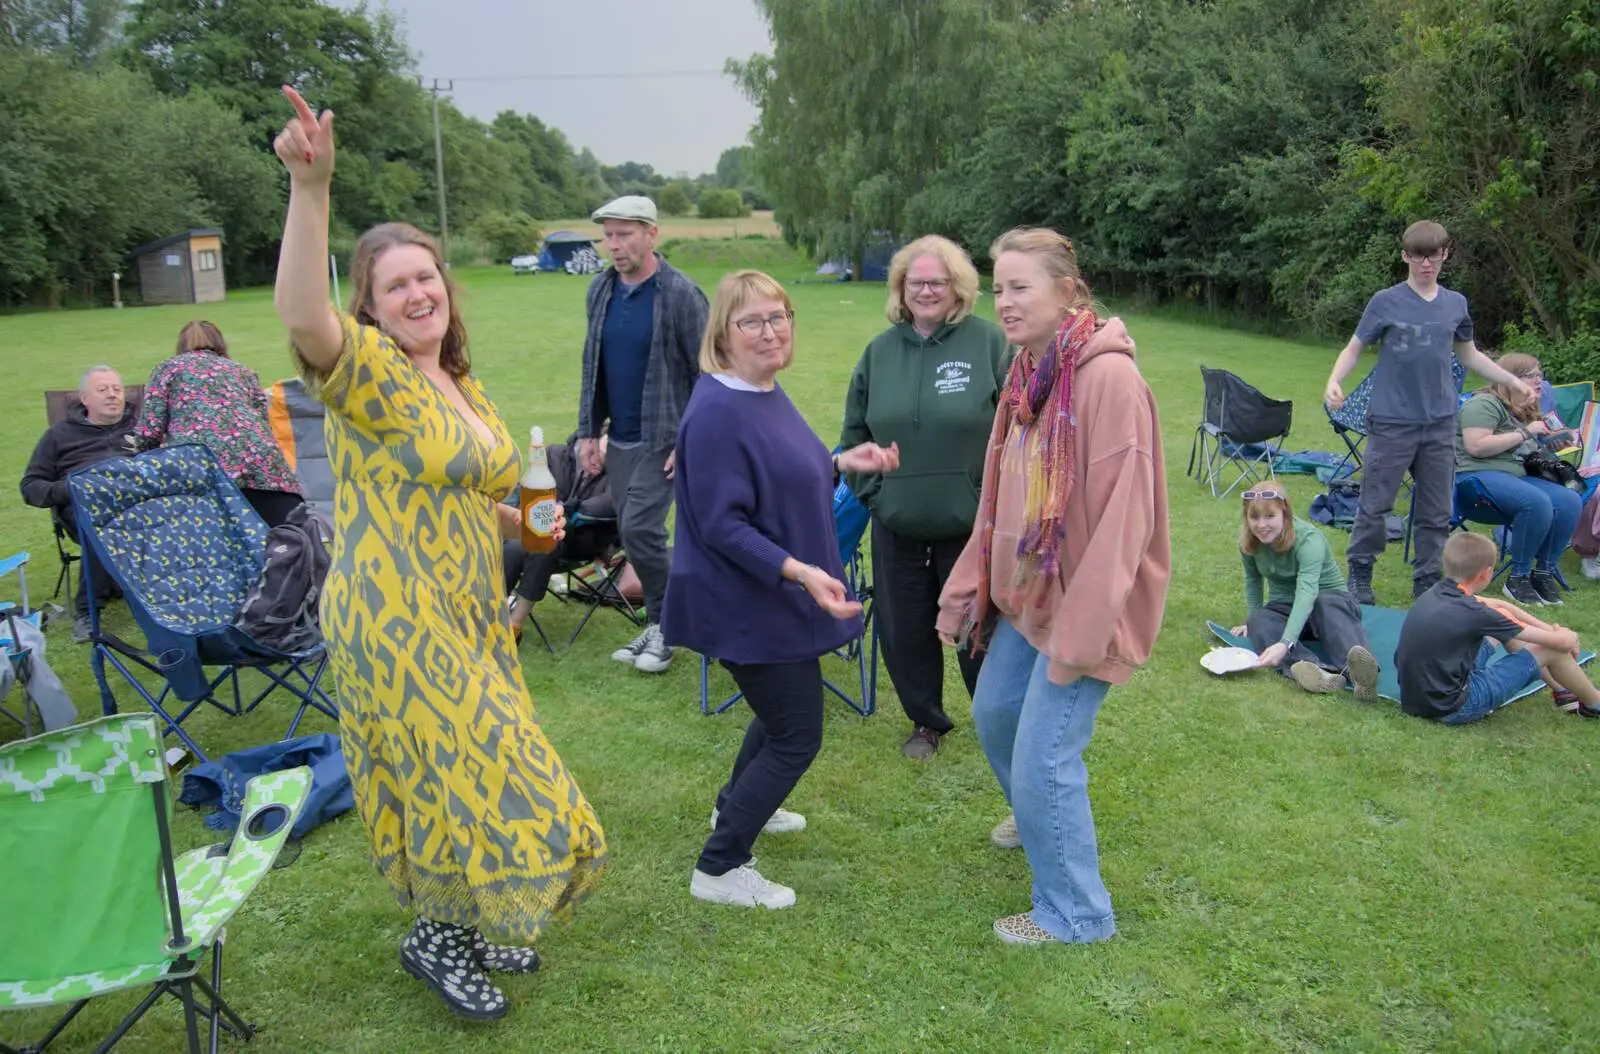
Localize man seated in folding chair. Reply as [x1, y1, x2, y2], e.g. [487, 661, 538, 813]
[19, 367, 136, 642]
[501, 432, 623, 646]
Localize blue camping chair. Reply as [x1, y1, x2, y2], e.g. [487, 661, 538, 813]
[0, 552, 43, 736]
[698, 474, 880, 716]
[68, 444, 338, 763]
[1448, 474, 1575, 592]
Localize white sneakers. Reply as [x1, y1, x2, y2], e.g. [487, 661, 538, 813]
[693, 808, 807, 909]
[990, 813, 1022, 849]
[1583, 556, 1600, 580]
[710, 807, 807, 834]
[690, 863, 796, 910]
[612, 623, 672, 673]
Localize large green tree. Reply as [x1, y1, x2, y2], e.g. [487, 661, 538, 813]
[730, 0, 1022, 269]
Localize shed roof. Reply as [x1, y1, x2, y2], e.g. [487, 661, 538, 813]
[127, 228, 225, 259]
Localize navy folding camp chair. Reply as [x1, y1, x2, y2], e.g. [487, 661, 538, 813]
[526, 513, 644, 656]
[68, 444, 337, 763]
[699, 474, 879, 716]
[1187, 367, 1293, 497]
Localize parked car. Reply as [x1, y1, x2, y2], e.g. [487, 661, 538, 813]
[511, 253, 539, 276]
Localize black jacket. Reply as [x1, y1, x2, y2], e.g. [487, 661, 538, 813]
[551, 433, 617, 522]
[20, 402, 137, 520]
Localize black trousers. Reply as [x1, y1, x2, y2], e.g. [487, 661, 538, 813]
[1245, 591, 1371, 676]
[240, 488, 304, 528]
[502, 526, 613, 604]
[871, 520, 982, 733]
[698, 658, 823, 876]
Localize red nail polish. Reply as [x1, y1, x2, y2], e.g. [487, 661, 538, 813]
[305, 151, 313, 163]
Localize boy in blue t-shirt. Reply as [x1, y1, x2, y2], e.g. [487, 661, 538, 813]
[1323, 221, 1535, 603]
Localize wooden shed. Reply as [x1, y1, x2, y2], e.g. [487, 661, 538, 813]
[128, 228, 226, 305]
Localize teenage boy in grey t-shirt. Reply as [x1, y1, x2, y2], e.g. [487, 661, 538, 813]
[1323, 221, 1534, 604]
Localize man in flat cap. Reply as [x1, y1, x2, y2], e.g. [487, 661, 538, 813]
[576, 195, 709, 673]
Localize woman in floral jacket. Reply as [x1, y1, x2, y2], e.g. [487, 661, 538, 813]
[132, 320, 304, 525]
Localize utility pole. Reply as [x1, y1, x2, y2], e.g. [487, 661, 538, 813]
[425, 78, 453, 265]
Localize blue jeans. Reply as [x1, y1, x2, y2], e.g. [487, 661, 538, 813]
[1442, 640, 1542, 724]
[1459, 471, 1583, 577]
[971, 617, 1115, 943]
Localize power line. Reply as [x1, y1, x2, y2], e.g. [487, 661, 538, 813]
[435, 69, 728, 84]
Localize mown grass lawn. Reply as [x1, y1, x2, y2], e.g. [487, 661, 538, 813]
[2, 244, 1597, 1052]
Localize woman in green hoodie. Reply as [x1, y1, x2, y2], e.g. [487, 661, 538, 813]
[840, 235, 1012, 759]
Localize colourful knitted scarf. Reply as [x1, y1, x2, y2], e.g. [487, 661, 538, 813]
[984, 308, 1099, 583]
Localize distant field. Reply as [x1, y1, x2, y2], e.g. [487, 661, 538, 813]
[540, 210, 782, 240]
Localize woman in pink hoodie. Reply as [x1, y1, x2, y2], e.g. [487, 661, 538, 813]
[937, 228, 1171, 945]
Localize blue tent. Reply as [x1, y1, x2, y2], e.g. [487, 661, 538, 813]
[537, 230, 598, 272]
[816, 236, 898, 282]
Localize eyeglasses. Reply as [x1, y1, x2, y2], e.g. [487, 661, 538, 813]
[1404, 251, 1447, 264]
[906, 279, 950, 293]
[733, 311, 794, 335]
[1241, 490, 1285, 501]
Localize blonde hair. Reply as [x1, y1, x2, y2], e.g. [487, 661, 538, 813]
[349, 223, 470, 378]
[1491, 351, 1542, 422]
[989, 227, 1096, 313]
[699, 269, 795, 374]
[884, 235, 979, 326]
[176, 320, 228, 358]
[1239, 484, 1296, 556]
[1442, 531, 1497, 582]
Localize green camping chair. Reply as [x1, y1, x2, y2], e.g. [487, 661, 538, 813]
[0, 714, 310, 1054]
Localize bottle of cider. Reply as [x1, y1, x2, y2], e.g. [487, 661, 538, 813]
[520, 426, 559, 554]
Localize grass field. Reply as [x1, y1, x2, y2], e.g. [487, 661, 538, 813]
[3, 242, 1599, 1052]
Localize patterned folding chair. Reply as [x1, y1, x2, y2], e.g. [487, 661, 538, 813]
[698, 473, 879, 717]
[1328, 355, 1468, 479]
[68, 444, 337, 763]
[0, 713, 309, 1054]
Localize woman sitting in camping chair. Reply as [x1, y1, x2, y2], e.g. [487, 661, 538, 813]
[502, 432, 622, 643]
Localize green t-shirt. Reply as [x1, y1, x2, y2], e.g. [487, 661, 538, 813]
[1455, 393, 1531, 476]
[1242, 519, 1347, 645]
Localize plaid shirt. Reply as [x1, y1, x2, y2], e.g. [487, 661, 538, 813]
[577, 256, 708, 451]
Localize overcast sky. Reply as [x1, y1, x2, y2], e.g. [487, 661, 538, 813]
[359, 0, 773, 175]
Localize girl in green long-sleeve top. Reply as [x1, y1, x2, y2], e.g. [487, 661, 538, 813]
[1229, 484, 1382, 697]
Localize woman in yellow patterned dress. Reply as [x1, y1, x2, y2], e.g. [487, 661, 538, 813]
[270, 87, 606, 1021]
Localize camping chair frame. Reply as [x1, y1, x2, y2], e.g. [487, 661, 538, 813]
[69, 446, 337, 764]
[0, 714, 309, 1054]
[699, 545, 880, 717]
[1187, 366, 1293, 498]
[524, 517, 645, 656]
[0, 553, 44, 737]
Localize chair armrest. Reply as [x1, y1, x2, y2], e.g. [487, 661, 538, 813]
[179, 765, 312, 950]
[0, 552, 29, 578]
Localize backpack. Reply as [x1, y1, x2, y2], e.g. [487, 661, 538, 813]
[234, 502, 333, 652]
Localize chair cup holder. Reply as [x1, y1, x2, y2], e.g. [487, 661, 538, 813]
[242, 802, 291, 841]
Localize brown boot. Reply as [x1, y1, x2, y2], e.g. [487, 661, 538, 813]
[901, 726, 941, 760]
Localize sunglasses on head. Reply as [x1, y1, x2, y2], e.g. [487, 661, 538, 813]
[1241, 490, 1284, 501]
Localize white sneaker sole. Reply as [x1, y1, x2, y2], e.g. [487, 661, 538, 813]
[689, 873, 796, 910]
[633, 651, 672, 673]
[710, 808, 807, 834]
[611, 647, 641, 664]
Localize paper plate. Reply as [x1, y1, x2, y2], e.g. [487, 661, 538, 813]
[1201, 646, 1260, 675]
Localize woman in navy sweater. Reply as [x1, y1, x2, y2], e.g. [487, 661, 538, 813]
[663, 269, 899, 910]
